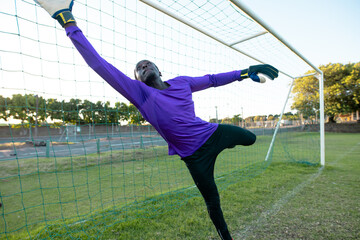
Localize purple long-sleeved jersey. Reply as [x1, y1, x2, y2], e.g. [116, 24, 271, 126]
[66, 26, 244, 158]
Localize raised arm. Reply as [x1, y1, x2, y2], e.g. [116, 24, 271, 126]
[64, 25, 150, 105]
[34, 0, 150, 107]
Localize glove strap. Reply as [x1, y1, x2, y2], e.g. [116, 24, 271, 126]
[240, 69, 249, 79]
[55, 11, 76, 28]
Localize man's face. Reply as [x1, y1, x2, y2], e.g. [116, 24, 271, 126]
[134, 60, 161, 83]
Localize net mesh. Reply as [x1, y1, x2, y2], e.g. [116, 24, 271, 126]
[0, 0, 320, 238]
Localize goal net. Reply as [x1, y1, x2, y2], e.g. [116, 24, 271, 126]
[0, 0, 322, 238]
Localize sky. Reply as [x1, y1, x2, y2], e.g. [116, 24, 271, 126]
[240, 0, 360, 67]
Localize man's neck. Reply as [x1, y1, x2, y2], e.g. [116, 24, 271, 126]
[146, 78, 169, 90]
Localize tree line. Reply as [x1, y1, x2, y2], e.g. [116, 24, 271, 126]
[209, 112, 300, 125]
[0, 94, 145, 125]
[1, 62, 358, 126]
[0, 93, 302, 127]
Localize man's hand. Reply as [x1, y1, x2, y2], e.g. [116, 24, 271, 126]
[241, 64, 279, 83]
[34, 0, 75, 27]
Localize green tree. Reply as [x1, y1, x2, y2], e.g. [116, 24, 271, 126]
[254, 115, 266, 121]
[221, 117, 232, 124]
[80, 99, 95, 123]
[0, 95, 10, 121]
[8, 94, 28, 123]
[26, 94, 47, 124]
[47, 98, 63, 122]
[209, 118, 218, 123]
[62, 98, 82, 124]
[323, 63, 360, 121]
[97, 101, 118, 124]
[282, 112, 293, 120]
[115, 102, 131, 122]
[128, 104, 145, 125]
[3, 94, 148, 126]
[292, 62, 360, 122]
[291, 72, 319, 119]
[231, 114, 242, 125]
[114, 102, 146, 125]
[245, 116, 254, 123]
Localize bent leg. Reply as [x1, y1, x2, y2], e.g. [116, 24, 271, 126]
[217, 124, 256, 151]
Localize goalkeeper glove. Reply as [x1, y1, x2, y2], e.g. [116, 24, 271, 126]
[34, 0, 75, 27]
[241, 64, 279, 83]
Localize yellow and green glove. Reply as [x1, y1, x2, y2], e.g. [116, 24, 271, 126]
[34, 0, 75, 27]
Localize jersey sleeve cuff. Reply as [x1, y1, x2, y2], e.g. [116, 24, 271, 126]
[66, 26, 82, 37]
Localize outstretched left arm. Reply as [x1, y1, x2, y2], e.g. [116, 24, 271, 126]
[189, 70, 242, 92]
[189, 64, 279, 92]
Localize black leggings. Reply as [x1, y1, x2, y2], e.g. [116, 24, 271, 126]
[181, 124, 256, 240]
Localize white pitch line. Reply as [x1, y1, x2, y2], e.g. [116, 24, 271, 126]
[328, 141, 360, 166]
[236, 141, 360, 239]
[236, 166, 324, 239]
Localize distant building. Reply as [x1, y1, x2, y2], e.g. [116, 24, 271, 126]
[335, 110, 360, 123]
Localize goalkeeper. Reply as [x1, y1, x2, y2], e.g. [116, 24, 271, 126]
[35, 1, 279, 239]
